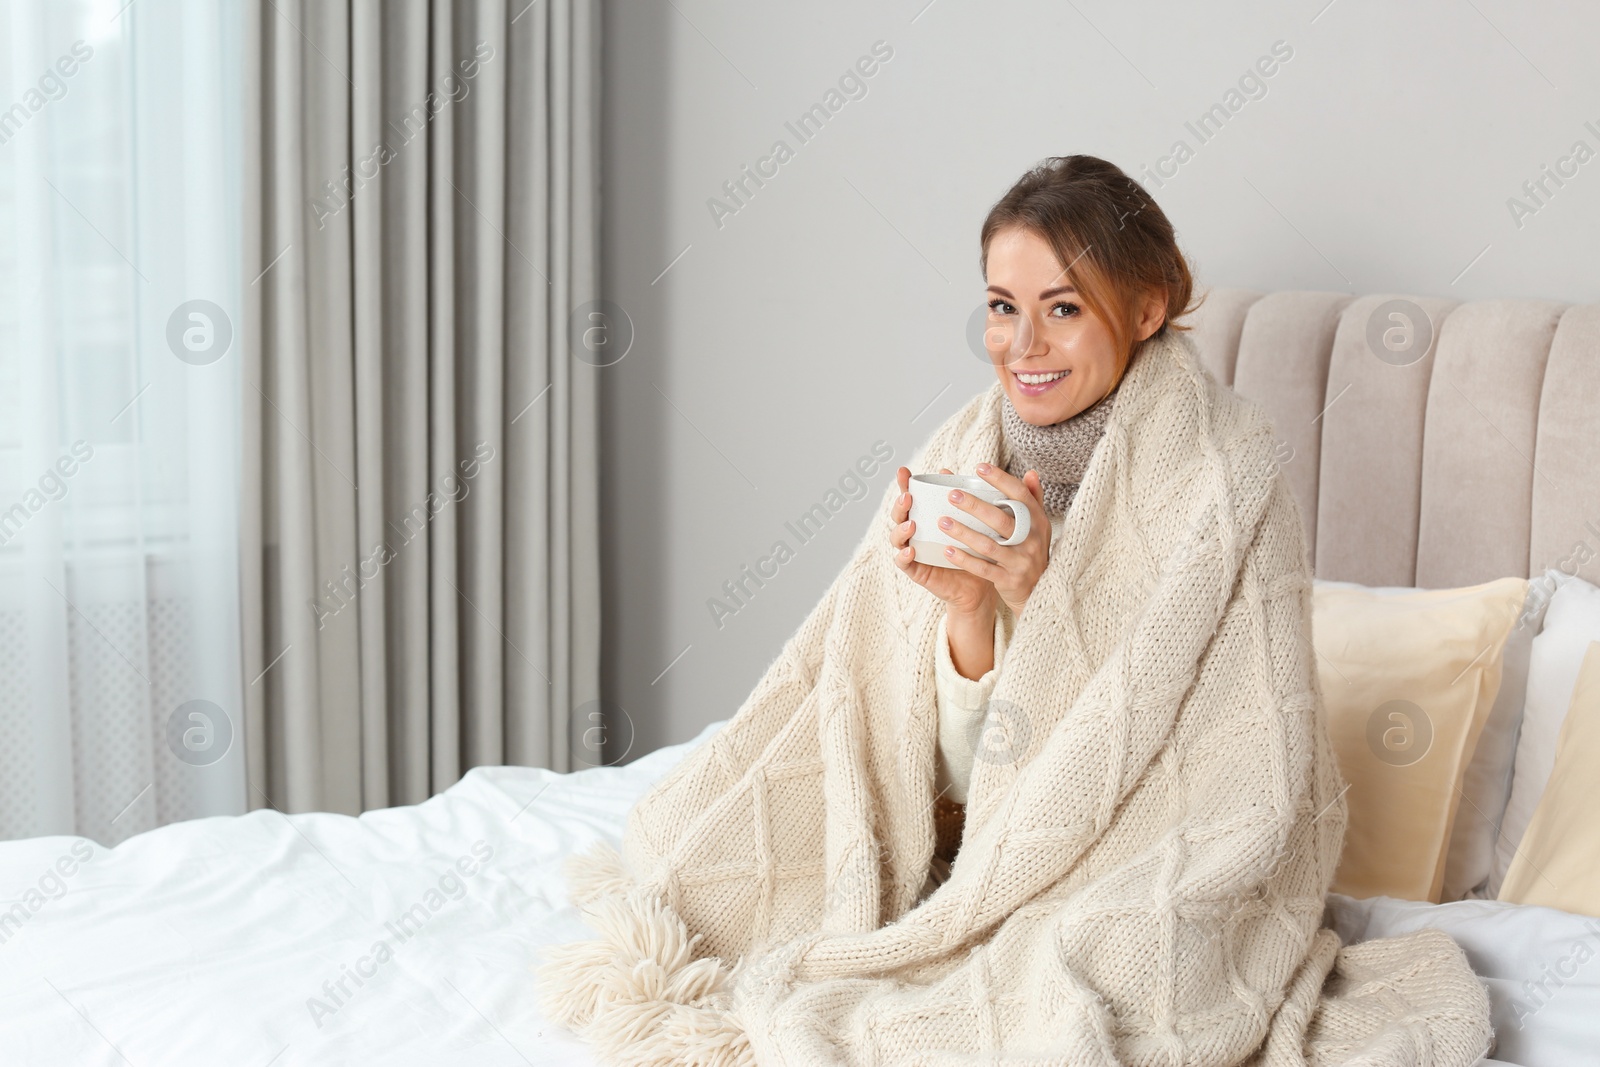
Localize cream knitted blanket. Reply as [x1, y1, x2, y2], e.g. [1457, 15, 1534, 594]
[536, 329, 1492, 1066]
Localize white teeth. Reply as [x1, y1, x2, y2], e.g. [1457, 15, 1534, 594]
[1016, 370, 1068, 385]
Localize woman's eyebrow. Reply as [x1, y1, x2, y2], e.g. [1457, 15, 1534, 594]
[986, 285, 1078, 299]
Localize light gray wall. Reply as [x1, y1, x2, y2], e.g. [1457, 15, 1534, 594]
[598, 0, 1599, 761]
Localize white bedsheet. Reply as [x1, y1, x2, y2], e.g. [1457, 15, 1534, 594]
[0, 717, 1591, 1066]
[0, 719, 724, 1067]
[1326, 892, 1600, 1067]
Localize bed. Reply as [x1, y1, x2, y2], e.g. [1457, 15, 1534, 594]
[0, 717, 1589, 1066]
[3, 287, 1597, 1065]
[0, 719, 719, 1066]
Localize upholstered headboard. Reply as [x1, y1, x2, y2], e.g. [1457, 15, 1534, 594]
[1188, 289, 1600, 589]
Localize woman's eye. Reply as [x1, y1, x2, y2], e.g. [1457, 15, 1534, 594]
[1052, 302, 1080, 318]
[987, 299, 1014, 315]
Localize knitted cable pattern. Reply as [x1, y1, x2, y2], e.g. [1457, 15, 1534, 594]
[536, 329, 1492, 1067]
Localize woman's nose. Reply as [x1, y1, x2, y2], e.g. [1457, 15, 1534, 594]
[1015, 310, 1048, 360]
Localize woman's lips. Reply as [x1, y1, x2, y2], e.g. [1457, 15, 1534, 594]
[1013, 368, 1069, 397]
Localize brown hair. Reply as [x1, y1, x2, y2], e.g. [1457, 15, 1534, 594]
[979, 155, 1201, 393]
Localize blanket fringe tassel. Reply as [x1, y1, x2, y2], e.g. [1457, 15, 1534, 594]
[535, 840, 756, 1067]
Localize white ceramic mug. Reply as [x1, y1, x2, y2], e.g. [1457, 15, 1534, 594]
[906, 473, 1031, 569]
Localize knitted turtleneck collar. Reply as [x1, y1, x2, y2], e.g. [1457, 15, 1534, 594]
[1000, 382, 1119, 516]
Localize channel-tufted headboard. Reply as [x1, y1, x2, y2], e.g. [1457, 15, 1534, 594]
[1187, 289, 1600, 589]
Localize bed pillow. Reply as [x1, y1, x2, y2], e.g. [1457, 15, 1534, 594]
[1490, 572, 1600, 897]
[1315, 576, 1538, 902]
[1497, 640, 1600, 916]
[1313, 576, 1528, 903]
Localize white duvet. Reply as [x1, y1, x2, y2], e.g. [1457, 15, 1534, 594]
[0, 719, 1591, 1066]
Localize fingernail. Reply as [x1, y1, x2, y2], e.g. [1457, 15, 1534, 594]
[944, 546, 956, 556]
[938, 516, 952, 528]
[976, 463, 991, 473]
[949, 490, 963, 502]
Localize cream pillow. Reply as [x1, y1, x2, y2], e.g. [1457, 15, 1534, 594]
[1316, 576, 1539, 901]
[1498, 640, 1600, 916]
[1313, 576, 1528, 903]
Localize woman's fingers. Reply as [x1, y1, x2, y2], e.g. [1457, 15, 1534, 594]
[938, 538, 1004, 584]
[951, 492, 1015, 540]
[1023, 469, 1045, 505]
[890, 464, 1013, 601]
[935, 512, 1003, 565]
[973, 461, 1021, 494]
[972, 466, 1049, 546]
[891, 528, 915, 565]
[890, 467, 911, 522]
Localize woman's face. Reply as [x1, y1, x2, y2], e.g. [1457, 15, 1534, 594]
[982, 226, 1160, 427]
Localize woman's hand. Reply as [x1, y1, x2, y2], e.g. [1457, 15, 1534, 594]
[927, 462, 1051, 618]
[888, 466, 997, 618]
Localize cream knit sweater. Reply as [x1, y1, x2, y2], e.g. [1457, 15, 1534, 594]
[537, 330, 1492, 1066]
[932, 515, 1063, 808]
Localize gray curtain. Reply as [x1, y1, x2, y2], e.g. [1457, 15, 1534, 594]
[238, 0, 602, 815]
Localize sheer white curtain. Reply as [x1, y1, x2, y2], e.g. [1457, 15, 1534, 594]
[0, 0, 245, 843]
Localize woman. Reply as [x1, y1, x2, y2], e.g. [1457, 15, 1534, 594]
[538, 157, 1491, 1067]
[889, 156, 1183, 899]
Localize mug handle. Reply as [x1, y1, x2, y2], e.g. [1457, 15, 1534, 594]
[993, 499, 1031, 546]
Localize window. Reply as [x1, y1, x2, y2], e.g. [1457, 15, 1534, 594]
[0, 0, 245, 843]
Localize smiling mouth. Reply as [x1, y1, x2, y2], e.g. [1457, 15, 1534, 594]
[1013, 369, 1068, 385]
